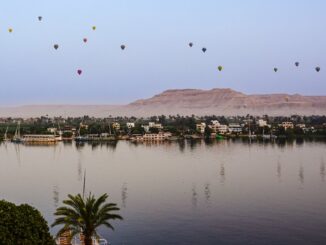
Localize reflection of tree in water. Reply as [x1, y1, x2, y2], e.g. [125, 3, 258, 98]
[191, 184, 198, 208]
[178, 140, 185, 152]
[53, 186, 59, 208]
[277, 159, 282, 182]
[220, 163, 225, 184]
[121, 183, 128, 208]
[321, 158, 325, 182]
[204, 183, 211, 202]
[299, 165, 304, 184]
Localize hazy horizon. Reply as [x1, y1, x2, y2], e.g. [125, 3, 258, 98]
[1, 0, 325, 106]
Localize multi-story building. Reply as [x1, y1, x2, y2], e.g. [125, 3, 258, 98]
[281, 122, 294, 130]
[196, 123, 206, 134]
[126, 122, 135, 129]
[228, 124, 242, 134]
[112, 122, 120, 130]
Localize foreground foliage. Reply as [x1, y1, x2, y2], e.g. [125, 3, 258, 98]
[0, 200, 55, 245]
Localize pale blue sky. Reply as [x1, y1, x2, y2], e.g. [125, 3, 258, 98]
[1, 0, 325, 105]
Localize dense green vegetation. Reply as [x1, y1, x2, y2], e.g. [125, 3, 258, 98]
[0, 115, 326, 139]
[0, 200, 55, 245]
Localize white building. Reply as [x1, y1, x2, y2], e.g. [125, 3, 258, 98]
[217, 125, 229, 134]
[112, 122, 120, 130]
[228, 124, 242, 134]
[126, 122, 135, 129]
[281, 122, 294, 130]
[47, 127, 57, 133]
[142, 132, 172, 141]
[196, 123, 206, 134]
[148, 122, 163, 129]
[258, 119, 267, 127]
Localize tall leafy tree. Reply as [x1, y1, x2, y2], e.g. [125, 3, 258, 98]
[52, 193, 122, 245]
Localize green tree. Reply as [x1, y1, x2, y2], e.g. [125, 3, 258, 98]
[52, 193, 122, 245]
[0, 200, 55, 245]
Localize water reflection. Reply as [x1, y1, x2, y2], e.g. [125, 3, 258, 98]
[204, 183, 211, 202]
[220, 163, 225, 184]
[299, 165, 304, 185]
[191, 184, 198, 208]
[53, 185, 59, 208]
[321, 158, 325, 182]
[121, 183, 128, 208]
[277, 158, 282, 182]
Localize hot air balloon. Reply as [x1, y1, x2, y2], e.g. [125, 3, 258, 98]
[92, 26, 96, 31]
[189, 42, 193, 48]
[83, 38, 88, 43]
[316, 67, 321, 72]
[8, 28, 13, 33]
[120, 45, 126, 50]
[77, 70, 82, 75]
[274, 68, 278, 72]
[202, 47, 207, 53]
[54, 44, 59, 50]
[295, 62, 299, 67]
[38, 16, 42, 21]
[218, 66, 223, 72]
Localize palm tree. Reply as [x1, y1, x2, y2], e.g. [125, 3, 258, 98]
[52, 193, 122, 245]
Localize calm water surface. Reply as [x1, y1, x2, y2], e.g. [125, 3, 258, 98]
[0, 140, 326, 245]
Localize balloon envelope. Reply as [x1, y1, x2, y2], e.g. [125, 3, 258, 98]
[83, 38, 88, 43]
[54, 44, 59, 50]
[295, 62, 299, 67]
[202, 48, 207, 53]
[316, 67, 321, 72]
[274, 68, 278, 72]
[38, 16, 42, 21]
[120, 45, 126, 50]
[92, 26, 96, 30]
[8, 28, 13, 33]
[218, 66, 223, 71]
[77, 70, 82, 75]
[189, 42, 193, 47]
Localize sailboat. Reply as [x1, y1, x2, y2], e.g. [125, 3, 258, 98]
[12, 122, 22, 143]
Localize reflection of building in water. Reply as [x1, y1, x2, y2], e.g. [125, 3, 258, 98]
[121, 183, 128, 208]
[53, 186, 59, 208]
[191, 184, 198, 208]
[299, 165, 304, 184]
[220, 163, 225, 184]
[204, 183, 211, 202]
[321, 158, 325, 182]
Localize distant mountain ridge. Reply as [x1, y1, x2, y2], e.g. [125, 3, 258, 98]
[1, 88, 326, 117]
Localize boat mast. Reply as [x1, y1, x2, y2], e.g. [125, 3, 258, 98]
[4, 126, 8, 141]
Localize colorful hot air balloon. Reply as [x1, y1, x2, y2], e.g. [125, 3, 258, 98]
[202, 47, 207, 53]
[189, 42, 193, 47]
[83, 38, 88, 43]
[218, 66, 223, 71]
[38, 16, 42, 21]
[54, 44, 59, 50]
[315, 67, 321, 72]
[274, 68, 278, 72]
[77, 70, 82, 75]
[295, 62, 299, 67]
[120, 45, 126, 50]
[92, 26, 96, 31]
[8, 28, 13, 33]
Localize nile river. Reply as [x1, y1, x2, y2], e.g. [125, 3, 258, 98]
[0, 140, 326, 245]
